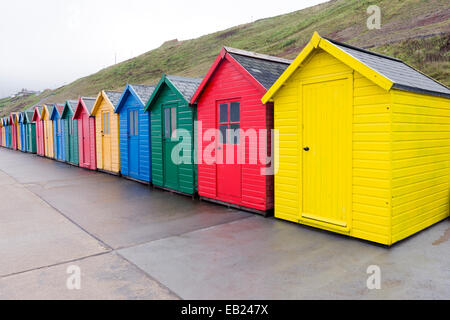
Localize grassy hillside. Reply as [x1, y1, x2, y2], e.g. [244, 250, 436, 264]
[1, 0, 449, 116]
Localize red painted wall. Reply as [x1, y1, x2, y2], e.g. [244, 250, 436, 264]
[76, 110, 96, 170]
[11, 120, 17, 150]
[196, 58, 274, 211]
[36, 120, 45, 156]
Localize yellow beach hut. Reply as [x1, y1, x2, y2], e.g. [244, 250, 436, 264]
[91, 90, 122, 175]
[42, 104, 55, 158]
[13, 113, 21, 151]
[262, 32, 450, 246]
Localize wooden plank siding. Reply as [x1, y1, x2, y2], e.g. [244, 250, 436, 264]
[63, 115, 79, 166]
[196, 58, 273, 211]
[26, 123, 37, 153]
[93, 95, 120, 174]
[390, 90, 450, 243]
[74, 100, 97, 171]
[117, 90, 151, 183]
[149, 82, 197, 195]
[272, 49, 392, 244]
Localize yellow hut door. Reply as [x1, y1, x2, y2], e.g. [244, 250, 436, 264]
[102, 112, 112, 171]
[301, 76, 352, 231]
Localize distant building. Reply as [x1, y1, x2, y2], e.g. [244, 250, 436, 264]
[11, 88, 41, 98]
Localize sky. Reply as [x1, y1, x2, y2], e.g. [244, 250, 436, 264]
[0, 0, 328, 98]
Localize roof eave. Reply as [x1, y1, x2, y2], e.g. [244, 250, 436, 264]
[190, 48, 227, 104]
[115, 83, 131, 114]
[144, 74, 166, 112]
[392, 84, 450, 99]
[262, 32, 394, 104]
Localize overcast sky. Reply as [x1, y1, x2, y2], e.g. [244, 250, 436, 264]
[0, 0, 328, 98]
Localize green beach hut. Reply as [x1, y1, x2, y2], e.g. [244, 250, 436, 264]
[144, 75, 202, 195]
[24, 110, 37, 153]
[61, 100, 79, 166]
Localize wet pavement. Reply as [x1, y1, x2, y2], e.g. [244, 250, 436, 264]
[0, 148, 449, 299]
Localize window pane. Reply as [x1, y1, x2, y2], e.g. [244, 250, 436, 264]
[131, 111, 134, 135]
[230, 124, 240, 145]
[171, 107, 177, 139]
[164, 108, 171, 138]
[107, 113, 110, 134]
[134, 111, 139, 136]
[230, 102, 240, 123]
[103, 114, 107, 134]
[219, 125, 228, 145]
[219, 103, 228, 123]
[128, 111, 133, 136]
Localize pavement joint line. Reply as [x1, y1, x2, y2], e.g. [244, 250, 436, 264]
[113, 215, 255, 252]
[1, 150, 257, 297]
[0, 251, 111, 279]
[0, 166, 114, 252]
[114, 252, 183, 300]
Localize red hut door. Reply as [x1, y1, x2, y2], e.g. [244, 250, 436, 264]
[82, 113, 90, 167]
[216, 101, 241, 202]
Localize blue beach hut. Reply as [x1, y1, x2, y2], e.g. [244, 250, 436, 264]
[50, 104, 65, 161]
[115, 84, 156, 183]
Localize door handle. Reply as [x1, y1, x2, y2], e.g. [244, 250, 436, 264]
[303, 147, 310, 151]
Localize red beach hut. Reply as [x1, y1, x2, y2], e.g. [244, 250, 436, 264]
[73, 97, 97, 170]
[190, 47, 292, 214]
[32, 106, 45, 156]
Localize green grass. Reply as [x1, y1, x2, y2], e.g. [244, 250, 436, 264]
[1, 0, 449, 116]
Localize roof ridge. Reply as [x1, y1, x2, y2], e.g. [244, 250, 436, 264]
[104, 90, 122, 93]
[324, 37, 449, 95]
[394, 58, 450, 91]
[166, 75, 203, 82]
[130, 84, 156, 88]
[323, 37, 402, 62]
[225, 46, 293, 64]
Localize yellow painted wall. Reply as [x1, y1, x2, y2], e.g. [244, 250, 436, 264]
[43, 109, 54, 158]
[273, 49, 393, 245]
[93, 95, 120, 173]
[390, 90, 450, 243]
[16, 121, 21, 150]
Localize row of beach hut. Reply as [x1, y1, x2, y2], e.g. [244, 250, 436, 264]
[1, 32, 450, 246]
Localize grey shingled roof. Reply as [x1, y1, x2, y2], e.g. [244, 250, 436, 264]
[327, 39, 450, 98]
[166, 75, 203, 102]
[81, 97, 97, 113]
[67, 100, 78, 113]
[226, 47, 292, 90]
[130, 84, 156, 105]
[45, 104, 55, 116]
[25, 110, 34, 123]
[104, 91, 122, 108]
